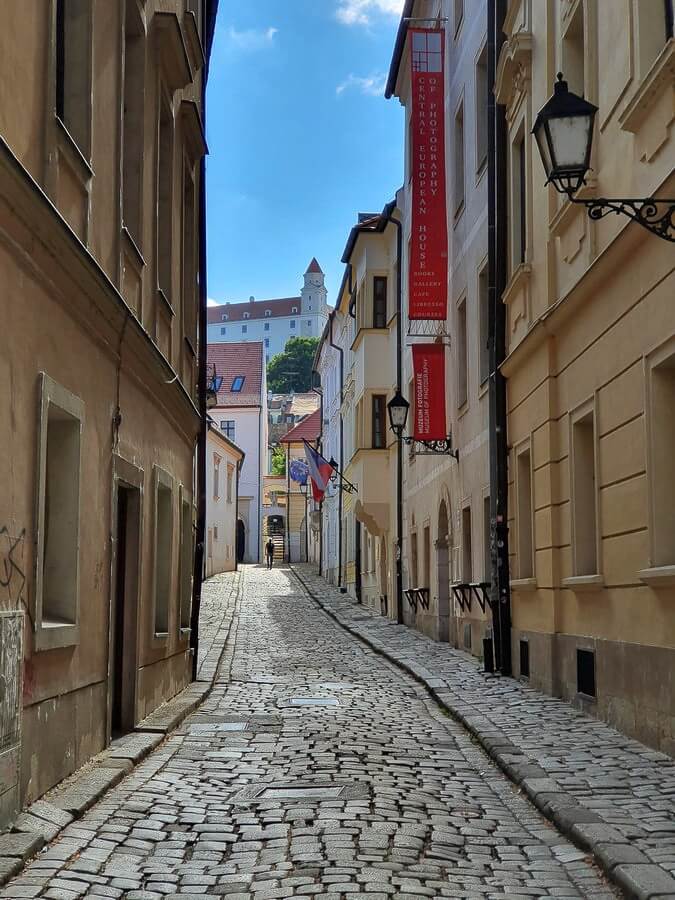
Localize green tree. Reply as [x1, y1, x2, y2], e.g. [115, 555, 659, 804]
[267, 337, 319, 393]
[271, 445, 286, 476]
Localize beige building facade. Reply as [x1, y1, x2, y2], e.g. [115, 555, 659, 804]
[205, 427, 244, 577]
[497, 0, 675, 751]
[0, 0, 216, 825]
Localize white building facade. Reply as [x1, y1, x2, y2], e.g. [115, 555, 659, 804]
[207, 342, 268, 563]
[207, 259, 330, 365]
[205, 427, 244, 576]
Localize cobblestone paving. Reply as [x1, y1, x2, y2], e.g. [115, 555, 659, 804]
[3, 566, 617, 899]
[295, 564, 675, 885]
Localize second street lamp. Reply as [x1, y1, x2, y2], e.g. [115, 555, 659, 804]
[387, 390, 410, 438]
[533, 73, 675, 242]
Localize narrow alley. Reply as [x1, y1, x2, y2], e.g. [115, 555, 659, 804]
[2, 567, 617, 900]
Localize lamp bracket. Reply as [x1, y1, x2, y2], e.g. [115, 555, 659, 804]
[571, 196, 675, 243]
[401, 434, 458, 458]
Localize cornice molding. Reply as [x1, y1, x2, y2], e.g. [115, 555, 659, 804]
[495, 32, 533, 109]
[619, 38, 675, 134]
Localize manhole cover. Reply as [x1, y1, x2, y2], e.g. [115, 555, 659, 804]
[232, 781, 370, 804]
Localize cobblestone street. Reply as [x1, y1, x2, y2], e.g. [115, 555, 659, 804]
[2, 566, 619, 899]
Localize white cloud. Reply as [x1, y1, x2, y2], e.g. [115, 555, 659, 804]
[224, 25, 278, 51]
[335, 0, 404, 26]
[336, 72, 388, 97]
[207, 298, 220, 307]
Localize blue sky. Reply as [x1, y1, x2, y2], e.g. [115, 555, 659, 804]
[205, 0, 405, 306]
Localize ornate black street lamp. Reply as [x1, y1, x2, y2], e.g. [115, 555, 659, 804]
[387, 389, 458, 457]
[533, 74, 675, 242]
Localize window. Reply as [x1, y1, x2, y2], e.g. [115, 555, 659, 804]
[561, 2, 585, 97]
[265, 309, 271, 317]
[222, 313, 228, 321]
[154, 468, 173, 636]
[516, 444, 533, 579]
[475, 45, 488, 172]
[182, 164, 197, 344]
[307, 319, 312, 326]
[266, 354, 270, 363]
[483, 495, 491, 581]
[179, 493, 193, 633]
[512, 130, 527, 269]
[35, 374, 84, 649]
[373, 276, 387, 329]
[122, 0, 144, 243]
[454, 102, 465, 213]
[220, 327, 226, 335]
[520, 639, 530, 679]
[241, 324, 247, 334]
[457, 298, 468, 407]
[220, 420, 235, 440]
[570, 404, 598, 576]
[478, 265, 489, 385]
[227, 465, 234, 503]
[372, 395, 386, 449]
[243, 311, 250, 319]
[637, 0, 673, 76]
[462, 505, 472, 582]
[423, 526, 431, 588]
[230, 376, 245, 392]
[213, 525, 218, 540]
[213, 455, 221, 499]
[648, 345, 675, 566]
[454, 0, 464, 35]
[292, 306, 298, 314]
[265, 338, 269, 348]
[56, 0, 91, 154]
[157, 94, 173, 298]
[290, 320, 296, 329]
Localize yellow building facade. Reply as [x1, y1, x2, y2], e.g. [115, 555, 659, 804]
[498, 0, 675, 752]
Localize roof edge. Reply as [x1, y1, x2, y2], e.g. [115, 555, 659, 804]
[385, 0, 415, 99]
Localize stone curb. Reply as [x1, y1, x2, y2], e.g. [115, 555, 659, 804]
[291, 565, 675, 900]
[0, 572, 243, 889]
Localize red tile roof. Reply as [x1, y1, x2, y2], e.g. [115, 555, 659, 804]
[278, 408, 321, 444]
[207, 341, 264, 408]
[305, 257, 324, 274]
[207, 297, 301, 324]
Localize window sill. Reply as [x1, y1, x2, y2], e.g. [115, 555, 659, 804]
[638, 565, 675, 587]
[511, 577, 537, 592]
[35, 620, 79, 652]
[561, 574, 605, 592]
[453, 200, 465, 226]
[184, 335, 197, 358]
[619, 38, 675, 135]
[475, 157, 488, 185]
[55, 116, 92, 184]
[121, 225, 145, 271]
[179, 626, 191, 642]
[576, 691, 597, 704]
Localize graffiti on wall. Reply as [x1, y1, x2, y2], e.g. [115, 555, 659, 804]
[0, 527, 26, 609]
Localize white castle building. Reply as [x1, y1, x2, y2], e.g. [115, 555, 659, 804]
[207, 259, 330, 364]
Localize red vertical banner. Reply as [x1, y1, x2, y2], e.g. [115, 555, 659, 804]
[412, 344, 446, 441]
[409, 29, 448, 321]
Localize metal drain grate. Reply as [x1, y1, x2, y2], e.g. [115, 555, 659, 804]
[232, 780, 370, 804]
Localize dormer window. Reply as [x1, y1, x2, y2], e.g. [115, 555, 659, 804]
[243, 311, 250, 319]
[230, 376, 245, 392]
[265, 309, 271, 317]
[292, 306, 298, 314]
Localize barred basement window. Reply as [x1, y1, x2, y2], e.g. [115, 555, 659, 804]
[576, 648, 596, 697]
[520, 639, 530, 678]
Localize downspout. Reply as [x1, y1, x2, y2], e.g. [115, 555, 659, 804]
[258, 403, 262, 563]
[312, 373, 323, 576]
[384, 209, 404, 625]
[190, 31, 209, 681]
[234, 455, 241, 572]
[285, 443, 291, 563]
[328, 313, 344, 589]
[487, 0, 512, 676]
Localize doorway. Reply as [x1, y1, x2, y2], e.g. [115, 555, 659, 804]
[111, 483, 140, 736]
[236, 518, 246, 562]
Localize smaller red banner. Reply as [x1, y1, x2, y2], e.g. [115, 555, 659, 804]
[412, 344, 446, 441]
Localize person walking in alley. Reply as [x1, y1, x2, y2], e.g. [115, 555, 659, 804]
[265, 538, 275, 569]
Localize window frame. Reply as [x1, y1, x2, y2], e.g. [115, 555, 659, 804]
[178, 486, 193, 638]
[371, 394, 387, 449]
[567, 396, 603, 583]
[373, 276, 387, 329]
[475, 42, 488, 176]
[152, 466, 174, 641]
[514, 438, 534, 581]
[34, 373, 85, 652]
[230, 376, 245, 392]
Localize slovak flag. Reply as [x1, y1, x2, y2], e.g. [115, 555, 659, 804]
[303, 440, 334, 503]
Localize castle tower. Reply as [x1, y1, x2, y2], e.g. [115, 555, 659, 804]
[301, 258, 327, 318]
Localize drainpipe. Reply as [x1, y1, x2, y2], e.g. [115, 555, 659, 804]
[285, 443, 291, 563]
[312, 373, 323, 575]
[385, 209, 404, 625]
[234, 455, 241, 572]
[190, 55, 209, 682]
[488, 0, 512, 676]
[328, 313, 344, 589]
